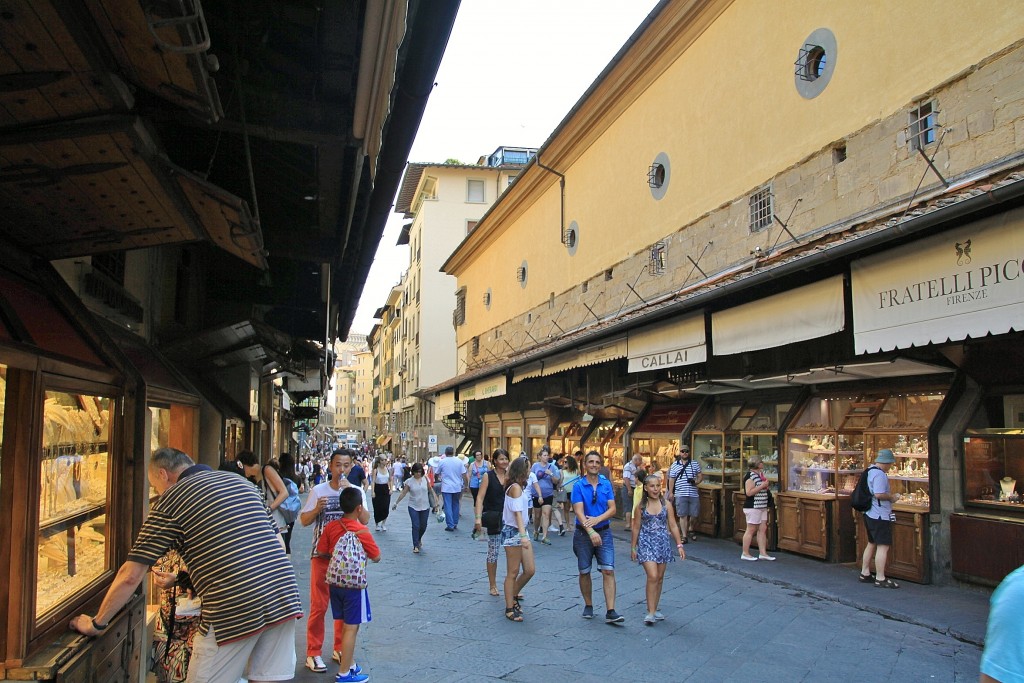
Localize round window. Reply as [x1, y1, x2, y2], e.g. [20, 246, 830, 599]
[648, 152, 670, 200]
[794, 28, 837, 99]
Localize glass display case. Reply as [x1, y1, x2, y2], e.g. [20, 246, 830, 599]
[36, 390, 113, 622]
[963, 430, 1024, 511]
[742, 432, 779, 493]
[549, 421, 584, 456]
[630, 434, 676, 476]
[864, 431, 931, 509]
[786, 432, 865, 495]
[692, 430, 740, 488]
[587, 418, 632, 471]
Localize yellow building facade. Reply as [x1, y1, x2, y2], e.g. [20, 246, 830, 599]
[430, 0, 1024, 587]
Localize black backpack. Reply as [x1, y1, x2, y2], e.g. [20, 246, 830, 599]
[850, 466, 879, 512]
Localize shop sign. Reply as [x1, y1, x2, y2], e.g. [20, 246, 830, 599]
[528, 423, 546, 436]
[506, 425, 523, 436]
[627, 311, 706, 372]
[852, 208, 1024, 354]
[475, 374, 507, 398]
[487, 425, 501, 437]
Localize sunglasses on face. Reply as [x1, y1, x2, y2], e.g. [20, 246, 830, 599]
[592, 487, 598, 505]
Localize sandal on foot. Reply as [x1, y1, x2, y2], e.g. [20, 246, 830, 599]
[489, 587, 499, 596]
[505, 607, 523, 622]
[875, 577, 900, 589]
[858, 573, 874, 583]
[515, 593, 525, 601]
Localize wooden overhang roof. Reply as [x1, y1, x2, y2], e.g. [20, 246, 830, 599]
[0, 0, 459, 342]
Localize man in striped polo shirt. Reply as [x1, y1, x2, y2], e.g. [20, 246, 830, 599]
[70, 447, 303, 682]
[668, 445, 702, 543]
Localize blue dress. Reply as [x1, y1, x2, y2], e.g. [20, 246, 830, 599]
[636, 500, 675, 564]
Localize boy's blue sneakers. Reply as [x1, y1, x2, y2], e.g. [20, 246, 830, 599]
[335, 671, 368, 683]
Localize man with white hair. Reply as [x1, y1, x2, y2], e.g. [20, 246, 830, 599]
[71, 447, 302, 682]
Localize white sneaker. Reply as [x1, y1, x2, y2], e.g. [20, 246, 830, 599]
[654, 611, 665, 620]
[548, 525, 559, 532]
[305, 655, 327, 672]
[740, 554, 758, 561]
[382, 522, 387, 531]
[644, 613, 656, 625]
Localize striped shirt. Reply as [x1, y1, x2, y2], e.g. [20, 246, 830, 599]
[669, 459, 701, 497]
[127, 467, 302, 644]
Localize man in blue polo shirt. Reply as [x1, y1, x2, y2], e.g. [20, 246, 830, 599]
[571, 450, 623, 624]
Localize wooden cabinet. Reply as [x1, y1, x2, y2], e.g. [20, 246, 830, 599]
[776, 493, 829, 559]
[732, 490, 778, 550]
[692, 486, 737, 538]
[11, 594, 143, 682]
[854, 509, 928, 583]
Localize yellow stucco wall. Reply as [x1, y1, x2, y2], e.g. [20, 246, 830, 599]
[453, 0, 1024, 346]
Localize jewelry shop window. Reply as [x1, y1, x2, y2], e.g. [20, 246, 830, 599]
[36, 389, 113, 623]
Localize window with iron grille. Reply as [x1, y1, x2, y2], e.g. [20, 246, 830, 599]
[471, 336, 480, 356]
[909, 101, 937, 151]
[649, 241, 667, 276]
[748, 186, 773, 232]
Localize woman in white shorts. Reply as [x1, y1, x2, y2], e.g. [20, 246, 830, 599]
[740, 455, 776, 561]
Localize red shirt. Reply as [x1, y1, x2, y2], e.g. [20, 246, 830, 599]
[315, 517, 380, 561]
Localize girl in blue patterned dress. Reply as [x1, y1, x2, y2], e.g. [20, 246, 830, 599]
[630, 472, 686, 625]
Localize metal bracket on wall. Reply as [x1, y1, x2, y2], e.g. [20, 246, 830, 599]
[769, 198, 803, 254]
[896, 127, 951, 226]
[686, 241, 713, 281]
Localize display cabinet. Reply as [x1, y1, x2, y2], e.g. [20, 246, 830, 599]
[692, 430, 741, 488]
[782, 388, 946, 570]
[962, 430, 1024, 511]
[786, 431, 865, 496]
[864, 431, 931, 510]
[742, 432, 779, 492]
[36, 390, 113, 623]
[854, 509, 927, 583]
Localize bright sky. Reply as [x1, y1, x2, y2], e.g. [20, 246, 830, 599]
[349, 0, 662, 336]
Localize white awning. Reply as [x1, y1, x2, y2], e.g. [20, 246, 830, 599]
[852, 207, 1024, 354]
[627, 311, 706, 372]
[435, 390, 455, 418]
[712, 275, 845, 356]
[747, 358, 953, 385]
[542, 351, 581, 377]
[512, 362, 543, 384]
[578, 337, 627, 367]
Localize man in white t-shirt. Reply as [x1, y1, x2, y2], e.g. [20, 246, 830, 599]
[436, 446, 468, 531]
[298, 449, 370, 673]
[391, 458, 405, 493]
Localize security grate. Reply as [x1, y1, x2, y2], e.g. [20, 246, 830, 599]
[748, 186, 773, 232]
[647, 163, 666, 188]
[649, 241, 667, 276]
[908, 101, 937, 151]
[794, 44, 827, 82]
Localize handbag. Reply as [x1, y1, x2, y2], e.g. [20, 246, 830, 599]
[481, 510, 501, 533]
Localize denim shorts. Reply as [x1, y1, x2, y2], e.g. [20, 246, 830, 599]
[572, 526, 614, 572]
[501, 524, 523, 547]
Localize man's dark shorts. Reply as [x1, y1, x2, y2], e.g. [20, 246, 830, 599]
[863, 515, 893, 546]
[540, 495, 554, 507]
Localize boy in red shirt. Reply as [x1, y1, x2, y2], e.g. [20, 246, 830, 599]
[316, 487, 380, 683]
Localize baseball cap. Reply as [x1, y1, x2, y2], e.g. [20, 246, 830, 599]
[875, 448, 895, 464]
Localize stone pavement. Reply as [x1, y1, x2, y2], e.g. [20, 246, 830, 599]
[286, 492, 990, 682]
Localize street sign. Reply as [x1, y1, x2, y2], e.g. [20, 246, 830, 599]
[428, 434, 438, 453]
[401, 431, 407, 441]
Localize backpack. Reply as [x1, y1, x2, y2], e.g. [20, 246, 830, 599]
[278, 477, 302, 525]
[325, 530, 368, 589]
[850, 466, 879, 512]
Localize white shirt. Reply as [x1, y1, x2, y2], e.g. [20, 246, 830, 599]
[436, 456, 467, 494]
[300, 479, 370, 557]
[623, 461, 638, 487]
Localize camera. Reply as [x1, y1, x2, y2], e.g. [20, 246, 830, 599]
[687, 478, 697, 486]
